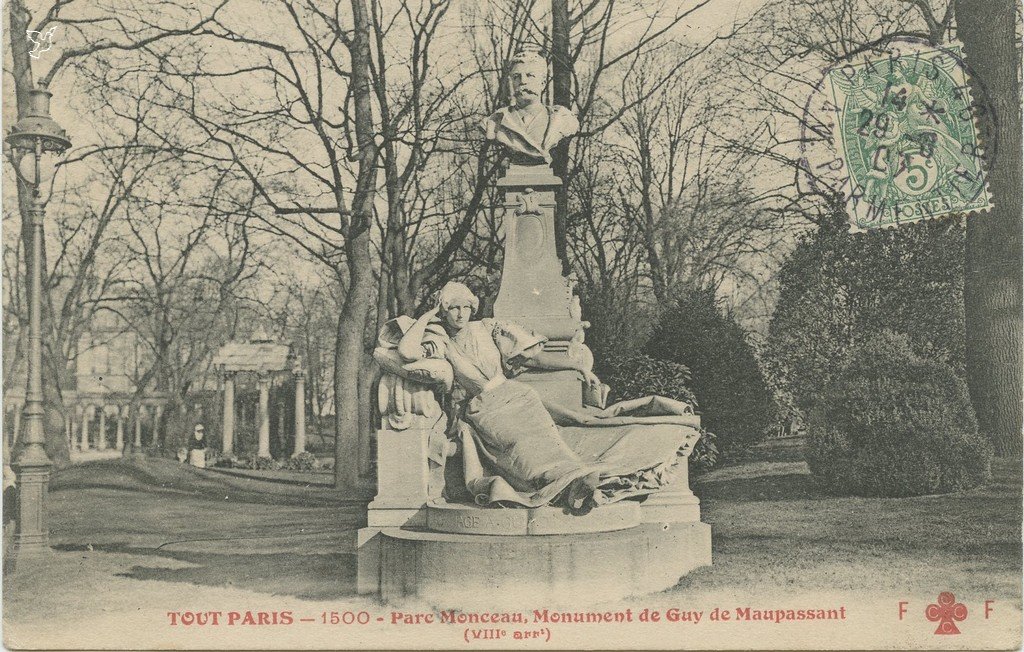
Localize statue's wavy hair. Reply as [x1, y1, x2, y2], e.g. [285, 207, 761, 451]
[510, 47, 546, 70]
[437, 281, 479, 312]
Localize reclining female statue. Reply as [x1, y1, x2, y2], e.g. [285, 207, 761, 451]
[393, 282, 701, 513]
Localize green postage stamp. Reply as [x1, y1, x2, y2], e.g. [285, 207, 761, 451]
[826, 46, 992, 231]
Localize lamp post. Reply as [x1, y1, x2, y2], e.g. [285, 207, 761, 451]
[6, 83, 71, 552]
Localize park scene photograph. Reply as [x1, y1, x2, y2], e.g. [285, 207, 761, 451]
[1, 0, 1021, 648]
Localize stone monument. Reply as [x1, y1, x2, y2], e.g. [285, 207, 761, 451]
[356, 48, 711, 606]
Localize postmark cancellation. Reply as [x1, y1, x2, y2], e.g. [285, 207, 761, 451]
[825, 46, 993, 231]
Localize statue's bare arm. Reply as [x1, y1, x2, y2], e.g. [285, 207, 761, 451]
[397, 306, 440, 362]
[525, 350, 600, 387]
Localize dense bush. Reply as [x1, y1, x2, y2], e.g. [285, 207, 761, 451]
[212, 456, 240, 469]
[806, 332, 992, 497]
[766, 217, 966, 420]
[281, 451, 318, 471]
[597, 353, 719, 472]
[246, 455, 281, 471]
[643, 289, 773, 454]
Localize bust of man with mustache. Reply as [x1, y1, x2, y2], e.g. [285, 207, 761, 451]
[481, 49, 579, 166]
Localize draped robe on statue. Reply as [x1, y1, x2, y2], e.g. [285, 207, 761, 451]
[409, 318, 701, 508]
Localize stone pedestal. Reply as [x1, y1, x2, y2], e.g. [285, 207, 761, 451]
[365, 429, 432, 528]
[358, 428, 436, 595]
[426, 500, 639, 535]
[493, 166, 580, 342]
[493, 164, 589, 413]
[640, 461, 702, 523]
[358, 442, 712, 601]
[373, 522, 711, 608]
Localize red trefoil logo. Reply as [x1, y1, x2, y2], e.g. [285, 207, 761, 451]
[926, 592, 968, 634]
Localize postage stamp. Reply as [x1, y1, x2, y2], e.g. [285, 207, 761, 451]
[825, 46, 993, 231]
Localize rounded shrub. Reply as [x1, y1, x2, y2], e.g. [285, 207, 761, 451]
[644, 289, 774, 454]
[806, 331, 992, 497]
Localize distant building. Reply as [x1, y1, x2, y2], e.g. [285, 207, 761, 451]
[4, 316, 169, 458]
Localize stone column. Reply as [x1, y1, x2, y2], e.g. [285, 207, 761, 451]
[222, 372, 235, 456]
[257, 373, 271, 458]
[133, 406, 143, 448]
[115, 405, 124, 450]
[97, 405, 107, 450]
[292, 371, 306, 456]
[153, 405, 164, 449]
[81, 405, 92, 451]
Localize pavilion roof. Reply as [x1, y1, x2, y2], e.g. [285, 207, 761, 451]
[212, 340, 294, 373]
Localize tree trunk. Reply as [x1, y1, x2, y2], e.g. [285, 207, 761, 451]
[551, 0, 572, 274]
[334, 0, 380, 490]
[956, 0, 1023, 457]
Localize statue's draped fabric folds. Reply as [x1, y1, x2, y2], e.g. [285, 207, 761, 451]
[376, 288, 701, 511]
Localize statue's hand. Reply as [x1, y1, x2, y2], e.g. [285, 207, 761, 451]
[582, 369, 601, 388]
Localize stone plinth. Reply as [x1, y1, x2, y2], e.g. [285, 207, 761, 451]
[359, 426, 447, 595]
[426, 500, 639, 535]
[640, 460, 702, 523]
[366, 429, 432, 528]
[372, 523, 711, 608]
[493, 165, 581, 343]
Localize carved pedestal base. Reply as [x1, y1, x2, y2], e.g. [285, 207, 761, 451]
[359, 427, 446, 595]
[426, 500, 639, 535]
[369, 523, 711, 607]
[640, 461, 701, 523]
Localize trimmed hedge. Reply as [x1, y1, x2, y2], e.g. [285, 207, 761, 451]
[806, 331, 992, 497]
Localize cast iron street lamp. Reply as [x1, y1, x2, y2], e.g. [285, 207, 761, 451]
[5, 83, 71, 552]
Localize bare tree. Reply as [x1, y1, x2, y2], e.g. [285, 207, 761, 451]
[4, 0, 227, 461]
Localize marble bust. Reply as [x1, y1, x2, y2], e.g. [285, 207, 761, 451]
[480, 49, 580, 165]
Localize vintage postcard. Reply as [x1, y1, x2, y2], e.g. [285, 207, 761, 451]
[2, 0, 1021, 649]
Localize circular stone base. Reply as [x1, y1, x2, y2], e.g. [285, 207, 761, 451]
[376, 522, 711, 607]
[425, 500, 640, 535]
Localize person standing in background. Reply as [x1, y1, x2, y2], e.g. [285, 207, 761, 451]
[187, 424, 207, 468]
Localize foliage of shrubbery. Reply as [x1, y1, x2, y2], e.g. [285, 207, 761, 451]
[281, 451, 318, 471]
[246, 455, 280, 471]
[806, 332, 992, 497]
[643, 289, 773, 454]
[597, 353, 719, 472]
[766, 218, 966, 420]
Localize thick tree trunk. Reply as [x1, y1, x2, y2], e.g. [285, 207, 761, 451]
[334, 0, 380, 490]
[956, 0, 1023, 457]
[551, 0, 572, 273]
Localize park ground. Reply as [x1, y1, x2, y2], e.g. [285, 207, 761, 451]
[2, 438, 1021, 649]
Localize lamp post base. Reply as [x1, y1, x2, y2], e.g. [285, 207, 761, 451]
[11, 451, 51, 554]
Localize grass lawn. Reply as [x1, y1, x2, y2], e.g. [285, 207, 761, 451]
[3, 440, 1020, 649]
